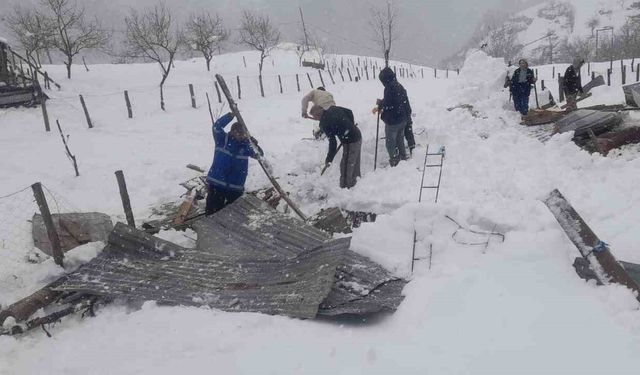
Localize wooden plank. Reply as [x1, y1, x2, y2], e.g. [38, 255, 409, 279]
[115, 170, 136, 228]
[173, 190, 196, 226]
[543, 189, 640, 301]
[31, 182, 63, 266]
[214, 74, 307, 221]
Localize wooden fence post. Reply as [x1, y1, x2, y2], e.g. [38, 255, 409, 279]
[318, 71, 325, 87]
[622, 65, 627, 85]
[365, 66, 369, 80]
[237, 76, 241, 100]
[607, 68, 612, 86]
[591, 71, 595, 81]
[434, 68, 437, 78]
[296, 74, 301, 92]
[328, 69, 335, 84]
[31, 182, 64, 267]
[421, 69, 424, 78]
[347, 68, 353, 82]
[307, 72, 314, 88]
[115, 170, 135, 228]
[44, 71, 50, 90]
[79, 95, 93, 129]
[243, 56, 247, 68]
[552, 66, 555, 78]
[188, 84, 196, 108]
[558, 75, 565, 102]
[339, 69, 345, 81]
[637, 64, 640, 82]
[214, 81, 222, 103]
[446, 69, 449, 78]
[541, 80, 545, 90]
[38, 84, 50, 132]
[278, 75, 283, 94]
[124, 90, 133, 118]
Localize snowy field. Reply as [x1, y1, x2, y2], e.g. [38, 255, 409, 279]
[1, 48, 640, 374]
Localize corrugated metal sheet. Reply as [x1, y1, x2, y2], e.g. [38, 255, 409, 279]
[52, 222, 348, 319]
[194, 196, 406, 316]
[555, 109, 624, 139]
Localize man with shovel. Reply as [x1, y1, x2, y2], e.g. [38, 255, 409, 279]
[310, 105, 362, 189]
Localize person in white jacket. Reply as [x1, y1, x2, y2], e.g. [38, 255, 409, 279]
[301, 87, 336, 119]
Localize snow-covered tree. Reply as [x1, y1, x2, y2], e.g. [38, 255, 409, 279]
[184, 12, 228, 72]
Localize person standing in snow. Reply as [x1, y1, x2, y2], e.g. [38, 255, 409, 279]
[302, 87, 336, 139]
[563, 57, 585, 112]
[310, 105, 362, 189]
[510, 58, 536, 117]
[374, 67, 415, 167]
[206, 112, 263, 215]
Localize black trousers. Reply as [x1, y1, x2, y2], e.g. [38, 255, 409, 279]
[405, 122, 416, 151]
[205, 186, 243, 215]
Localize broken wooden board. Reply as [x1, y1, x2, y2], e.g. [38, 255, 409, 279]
[53, 222, 348, 319]
[574, 257, 640, 286]
[32, 212, 113, 256]
[583, 75, 605, 94]
[311, 207, 377, 235]
[521, 109, 566, 126]
[623, 82, 640, 107]
[560, 92, 593, 109]
[584, 127, 640, 156]
[194, 195, 406, 316]
[543, 189, 640, 301]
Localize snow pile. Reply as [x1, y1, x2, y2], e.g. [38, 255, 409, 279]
[455, 50, 508, 108]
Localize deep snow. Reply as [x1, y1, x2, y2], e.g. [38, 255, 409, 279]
[1, 48, 640, 374]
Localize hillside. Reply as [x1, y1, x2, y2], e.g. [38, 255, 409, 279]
[445, 0, 640, 66]
[2, 47, 640, 374]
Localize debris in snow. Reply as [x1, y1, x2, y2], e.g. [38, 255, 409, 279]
[32, 212, 113, 256]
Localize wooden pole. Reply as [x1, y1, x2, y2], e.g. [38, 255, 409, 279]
[31, 182, 64, 267]
[214, 74, 307, 221]
[243, 56, 247, 68]
[214, 81, 222, 103]
[278, 75, 283, 94]
[339, 69, 345, 81]
[189, 84, 196, 108]
[558, 75, 565, 102]
[328, 69, 335, 84]
[434, 68, 437, 78]
[307, 72, 314, 88]
[79, 95, 93, 129]
[296, 74, 301, 92]
[607, 68, 611, 86]
[82, 56, 89, 72]
[124, 90, 133, 118]
[365, 66, 369, 80]
[541, 80, 545, 91]
[237, 76, 242, 100]
[622, 65, 627, 85]
[38, 83, 50, 132]
[346, 68, 353, 82]
[206, 92, 214, 124]
[115, 170, 136, 228]
[543, 189, 640, 302]
[637, 64, 640, 82]
[318, 71, 325, 87]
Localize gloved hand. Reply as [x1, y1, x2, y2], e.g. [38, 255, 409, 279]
[376, 99, 382, 106]
[372, 106, 379, 114]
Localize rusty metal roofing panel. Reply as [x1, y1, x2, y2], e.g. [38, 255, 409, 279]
[556, 109, 623, 138]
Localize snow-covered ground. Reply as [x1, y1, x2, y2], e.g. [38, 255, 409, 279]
[1, 48, 640, 374]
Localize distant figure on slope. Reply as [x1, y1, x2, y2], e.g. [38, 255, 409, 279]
[374, 67, 415, 166]
[563, 57, 585, 112]
[510, 58, 536, 117]
[310, 105, 362, 189]
[206, 112, 263, 215]
[302, 87, 336, 139]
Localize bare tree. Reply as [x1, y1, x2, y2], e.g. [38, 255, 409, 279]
[41, 0, 109, 79]
[184, 12, 228, 71]
[238, 10, 280, 76]
[587, 16, 600, 37]
[369, 2, 397, 67]
[5, 6, 55, 67]
[124, 4, 182, 111]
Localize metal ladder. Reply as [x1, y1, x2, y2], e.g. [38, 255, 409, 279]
[411, 145, 446, 273]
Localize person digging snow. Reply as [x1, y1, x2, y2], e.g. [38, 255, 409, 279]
[301, 86, 336, 139]
[310, 105, 362, 189]
[206, 112, 263, 215]
[374, 67, 415, 167]
[510, 58, 536, 117]
[563, 57, 585, 112]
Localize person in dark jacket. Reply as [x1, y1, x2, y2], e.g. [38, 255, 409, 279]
[563, 57, 585, 112]
[375, 67, 415, 166]
[310, 105, 362, 189]
[510, 58, 536, 116]
[206, 112, 262, 214]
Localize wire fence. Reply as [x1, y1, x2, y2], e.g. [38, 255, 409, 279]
[0, 184, 81, 261]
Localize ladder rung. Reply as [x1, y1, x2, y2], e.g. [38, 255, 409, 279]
[426, 153, 444, 156]
[425, 164, 442, 167]
[422, 186, 439, 189]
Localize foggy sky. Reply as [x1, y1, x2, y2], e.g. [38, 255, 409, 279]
[0, 0, 543, 65]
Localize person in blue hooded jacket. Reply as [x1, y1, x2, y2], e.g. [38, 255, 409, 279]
[206, 112, 263, 215]
[510, 58, 537, 116]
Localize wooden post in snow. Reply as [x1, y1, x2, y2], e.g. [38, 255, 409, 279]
[214, 81, 222, 103]
[607, 69, 612, 86]
[543, 189, 640, 302]
[115, 170, 136, 228]
[339, 69, 345, 82]
[31, 182, 64, 267]
[307, 72, 314, 88]
[259, 75, 265, 98]
[296, 74, 301, 92]
[558, 74, 565, 102]
[346, 68, 353, 82]
[243, 56, 247, 68]
[56, 120, 79, 177]
[237, 76, 242, 100]
[189, 84, 196, 108]
[278, 75, 283, 94]
[38, 83, 50, 132]
[79, 95, 93, 129]
[318, 71, 325, 87]
[124, 90, 133, 118]
[82, 56, 89, 72]
[328, 69, 335, 84]
[622, 65, 627, 85]
[637, 64, 640, 82]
